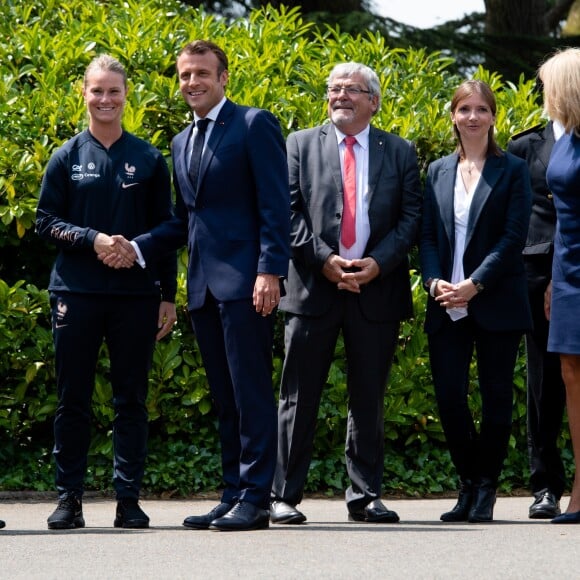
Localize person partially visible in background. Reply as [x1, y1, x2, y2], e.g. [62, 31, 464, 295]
[539, 47, 580, 524]
[507, 117, 566, 520]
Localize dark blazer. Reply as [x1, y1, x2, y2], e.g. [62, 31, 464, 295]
[420, 151, 533, 334]
[280, 123, 422, 322]
[136, 99, 290, 309]
[507, 123, 556, 290]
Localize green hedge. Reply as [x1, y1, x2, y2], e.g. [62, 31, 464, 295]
[0, 0, 572, 496]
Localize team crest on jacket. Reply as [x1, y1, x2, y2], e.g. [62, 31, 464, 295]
[121, 162, 139, 189]
[125, 163, 136, 178]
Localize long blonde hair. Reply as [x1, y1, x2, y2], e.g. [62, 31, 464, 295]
[539, 47, 580, 134]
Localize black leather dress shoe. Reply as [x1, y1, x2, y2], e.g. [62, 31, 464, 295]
[209, 501, 269, 531]
[348, 499, 400, 523]
[551, 510, 580, 524]
[183, 502, 232, 529]
[270, 501, 307, 524]
[529, 489, 560, 519]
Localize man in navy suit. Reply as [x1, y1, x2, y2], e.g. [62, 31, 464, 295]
[269, 62, 422, 525]
[116, 40, 290, 531]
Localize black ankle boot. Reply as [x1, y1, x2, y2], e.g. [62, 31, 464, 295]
[468, 478, 496, 522]
[440, 479, 473, 522]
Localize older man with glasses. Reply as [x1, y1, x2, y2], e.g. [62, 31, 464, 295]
[270, 62, 422, 525]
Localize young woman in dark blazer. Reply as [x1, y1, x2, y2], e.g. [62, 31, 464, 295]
[420, 80, 532, 522]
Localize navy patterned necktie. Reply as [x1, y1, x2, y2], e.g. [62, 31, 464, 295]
[188, 118, 210, 190]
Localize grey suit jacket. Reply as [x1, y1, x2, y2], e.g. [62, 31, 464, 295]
[280, 123, 422, 322]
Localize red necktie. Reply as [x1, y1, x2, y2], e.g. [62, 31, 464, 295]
[341, 136, 357, 249]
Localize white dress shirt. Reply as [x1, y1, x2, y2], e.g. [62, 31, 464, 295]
[188, 96, 227, 167]
[448, 164, 478, 321]
[553, 119, 565, 141]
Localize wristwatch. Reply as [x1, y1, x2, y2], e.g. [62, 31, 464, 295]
[471, 278, 484, 293]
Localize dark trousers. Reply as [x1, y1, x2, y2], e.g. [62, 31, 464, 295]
[190, 291, 277, 509]
[428, 315, 522, 485]
[526, 282, 566, 498]
[273, 292, 399, 511]
[51, 292, 158, 500]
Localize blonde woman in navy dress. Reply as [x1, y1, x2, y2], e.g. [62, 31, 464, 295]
[540, 47, 580, 524]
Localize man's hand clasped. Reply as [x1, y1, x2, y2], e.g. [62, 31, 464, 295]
[94, 233, 137, 269]
[322, 254, 380, 293]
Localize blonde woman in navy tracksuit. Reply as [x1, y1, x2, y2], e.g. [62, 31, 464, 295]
[36, 55, 177, 530]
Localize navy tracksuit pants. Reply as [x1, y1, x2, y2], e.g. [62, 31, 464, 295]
[50, 292, 158, 499]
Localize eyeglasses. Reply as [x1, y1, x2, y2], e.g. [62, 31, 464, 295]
[327, 85, 372, 96]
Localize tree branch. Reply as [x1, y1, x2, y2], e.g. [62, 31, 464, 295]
[545, 0, 576, 31]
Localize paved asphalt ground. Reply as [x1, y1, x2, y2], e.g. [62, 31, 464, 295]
[0, 495, 578, 579]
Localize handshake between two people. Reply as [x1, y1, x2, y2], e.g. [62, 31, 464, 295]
[94, 233, 138, 269]
[93, 232, 178, 341]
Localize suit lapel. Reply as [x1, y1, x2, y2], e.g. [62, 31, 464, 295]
[197, 100, 235, 194]
[367, 127, 384, 207]
[322, 124, 343, 198]
[465, 155, 504, 248]
[535, 122, 555, 169]
[174, 126, 194, 196]
[434, 156, 458, 249]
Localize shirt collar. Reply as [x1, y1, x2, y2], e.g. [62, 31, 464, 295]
[552, 120, 566, 141]
[193, 96, 227, 124]
[334, 125, 370, 149]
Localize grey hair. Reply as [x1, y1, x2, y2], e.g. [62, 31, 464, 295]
[84, 54, 127, 88]
[327, 62, 382, 112]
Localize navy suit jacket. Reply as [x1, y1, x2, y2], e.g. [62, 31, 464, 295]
[280, 123, 422, 322]
[420, 151, 533, 333]
[507, 123, 556, 290]
[135, 99, 290, 310]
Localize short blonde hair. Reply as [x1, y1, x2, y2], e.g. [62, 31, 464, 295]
[84, 54, 127, 89]
[539, 47, 580, 133]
